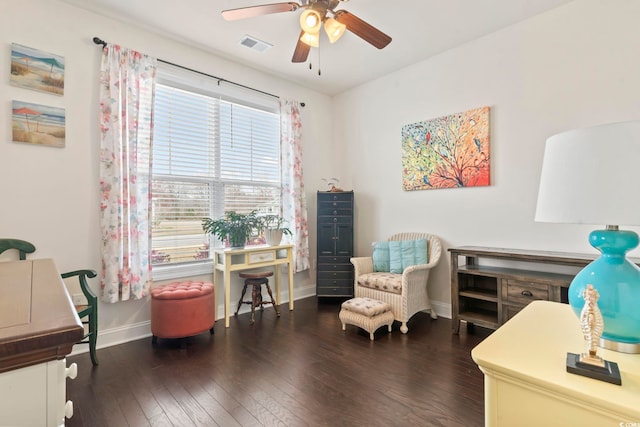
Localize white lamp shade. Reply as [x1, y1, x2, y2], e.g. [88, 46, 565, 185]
[535, 120, 640, 226]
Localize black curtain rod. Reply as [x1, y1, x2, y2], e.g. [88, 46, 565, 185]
[92, 37, 305, 107]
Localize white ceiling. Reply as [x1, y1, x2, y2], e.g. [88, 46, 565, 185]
[61, 0, 574, 96]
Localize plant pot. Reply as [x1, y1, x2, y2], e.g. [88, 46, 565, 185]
[265, 229, 283, 246]
[228, 234, 247, 249]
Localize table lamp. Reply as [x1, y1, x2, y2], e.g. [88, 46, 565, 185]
[535, 120, 640, 354]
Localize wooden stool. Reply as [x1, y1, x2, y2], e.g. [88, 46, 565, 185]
[236, 271, 280, 324]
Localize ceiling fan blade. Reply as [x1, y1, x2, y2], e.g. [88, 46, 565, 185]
[292, 30, 311, 63]
[222, 2, 300, 21]
[334, 10, 392, 49]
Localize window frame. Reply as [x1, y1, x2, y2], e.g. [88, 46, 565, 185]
[151, 63, 281, 280]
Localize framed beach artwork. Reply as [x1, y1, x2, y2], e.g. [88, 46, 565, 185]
[12, 100, 66, 148]
[10, 43, 65, 95]
[401, 106, 490, 191]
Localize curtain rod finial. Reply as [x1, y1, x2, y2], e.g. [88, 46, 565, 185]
[93, 37, 106, 47]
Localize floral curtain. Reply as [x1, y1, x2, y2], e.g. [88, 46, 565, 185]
[280, 99, 310, 273]
[99, 44, 157, 302]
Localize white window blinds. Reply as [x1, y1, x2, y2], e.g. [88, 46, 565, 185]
[151, 67, 280, 267]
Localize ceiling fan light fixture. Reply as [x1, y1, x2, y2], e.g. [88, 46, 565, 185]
[324, 18, 346, 43]
[300, 9, 322, 34]
[300, 31, 320, 47]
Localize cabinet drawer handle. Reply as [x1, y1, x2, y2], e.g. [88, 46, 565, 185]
[66, 362, 78, 379]
[65, 401, 74, 419]
[521, 290, 533, 297]
[333, 210, 338, 215]
[333, 218, 337, 222]
[333, 195, 338, 200]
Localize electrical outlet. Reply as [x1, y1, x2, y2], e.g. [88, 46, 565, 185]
[72, 294, 85, 305]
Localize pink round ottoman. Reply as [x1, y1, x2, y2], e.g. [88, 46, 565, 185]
[151, 281, 215, 343]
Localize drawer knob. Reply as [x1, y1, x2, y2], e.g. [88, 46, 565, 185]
[521, 290, 533, 297]
[65, 400, 74, 419]
[333, 218, 337, 222]
[333, 210, 337, 215]
[66, 362, 78, 379]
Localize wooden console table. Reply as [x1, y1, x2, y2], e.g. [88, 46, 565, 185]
[449, 246, 605, 333]
[472, 301, 640, 426]
[0, 259, 84, 426]
[213, 244, 294, 328]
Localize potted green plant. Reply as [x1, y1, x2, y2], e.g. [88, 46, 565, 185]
[202, 210, 261, 248]
[259, 214, 292, 246]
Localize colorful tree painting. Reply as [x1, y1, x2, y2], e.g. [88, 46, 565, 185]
[401, 106, 490, 190]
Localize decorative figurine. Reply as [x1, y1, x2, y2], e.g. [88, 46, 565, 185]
[578, 285, 605, 367]
[566, 284, 622, 385]
[322, 177, 343, 192]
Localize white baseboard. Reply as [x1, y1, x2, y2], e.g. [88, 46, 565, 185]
[70, 283, 319, 356]
[69, 320, 152, 357]
[431, 301, 452, 319]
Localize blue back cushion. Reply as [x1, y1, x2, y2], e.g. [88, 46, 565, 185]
[372, 241, 390, 272]
[389, 241, 403, 273]
[389, 239, 428, 273]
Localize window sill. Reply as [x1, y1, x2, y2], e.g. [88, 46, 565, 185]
[152, 260, 214, 281]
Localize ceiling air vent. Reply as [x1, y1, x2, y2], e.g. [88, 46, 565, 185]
[239, 35, 273, 53]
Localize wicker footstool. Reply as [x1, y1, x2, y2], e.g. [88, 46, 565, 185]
[339, 297, 394, 340]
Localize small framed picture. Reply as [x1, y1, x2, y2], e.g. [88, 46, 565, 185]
[12, 100, 66, 148]
[10, 43, 65, 96]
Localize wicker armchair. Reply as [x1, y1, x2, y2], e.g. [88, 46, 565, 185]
[350, 232, 442, 333]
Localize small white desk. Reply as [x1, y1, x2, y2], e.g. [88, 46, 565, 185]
[472, 301, 640, 427]
[213, 244, 294, 328]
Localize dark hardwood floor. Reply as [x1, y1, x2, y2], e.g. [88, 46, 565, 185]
[67, 297, 492, 427]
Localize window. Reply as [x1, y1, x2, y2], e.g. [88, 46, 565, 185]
[151, 64, 281, 277]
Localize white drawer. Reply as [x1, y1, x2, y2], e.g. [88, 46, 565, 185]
[0, 358, 73, 426]
[248, 250, 275, 264]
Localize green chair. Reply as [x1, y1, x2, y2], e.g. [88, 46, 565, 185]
[62, 270, 99, 366]
[0, 238, 99, 366]
[0, 238, 36, 259]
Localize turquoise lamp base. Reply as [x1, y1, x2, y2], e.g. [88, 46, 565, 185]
[569, 228, 640, 354]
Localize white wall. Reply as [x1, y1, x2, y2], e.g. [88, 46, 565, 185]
[2, 0, 639, 347]
[0, 0, 333, 348]
[332, 0, 640, 311]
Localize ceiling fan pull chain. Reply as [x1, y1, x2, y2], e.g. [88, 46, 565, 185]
[318, 42, 321, 76]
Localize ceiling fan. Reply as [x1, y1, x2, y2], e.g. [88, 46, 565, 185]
[221, 1, 392, 63]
